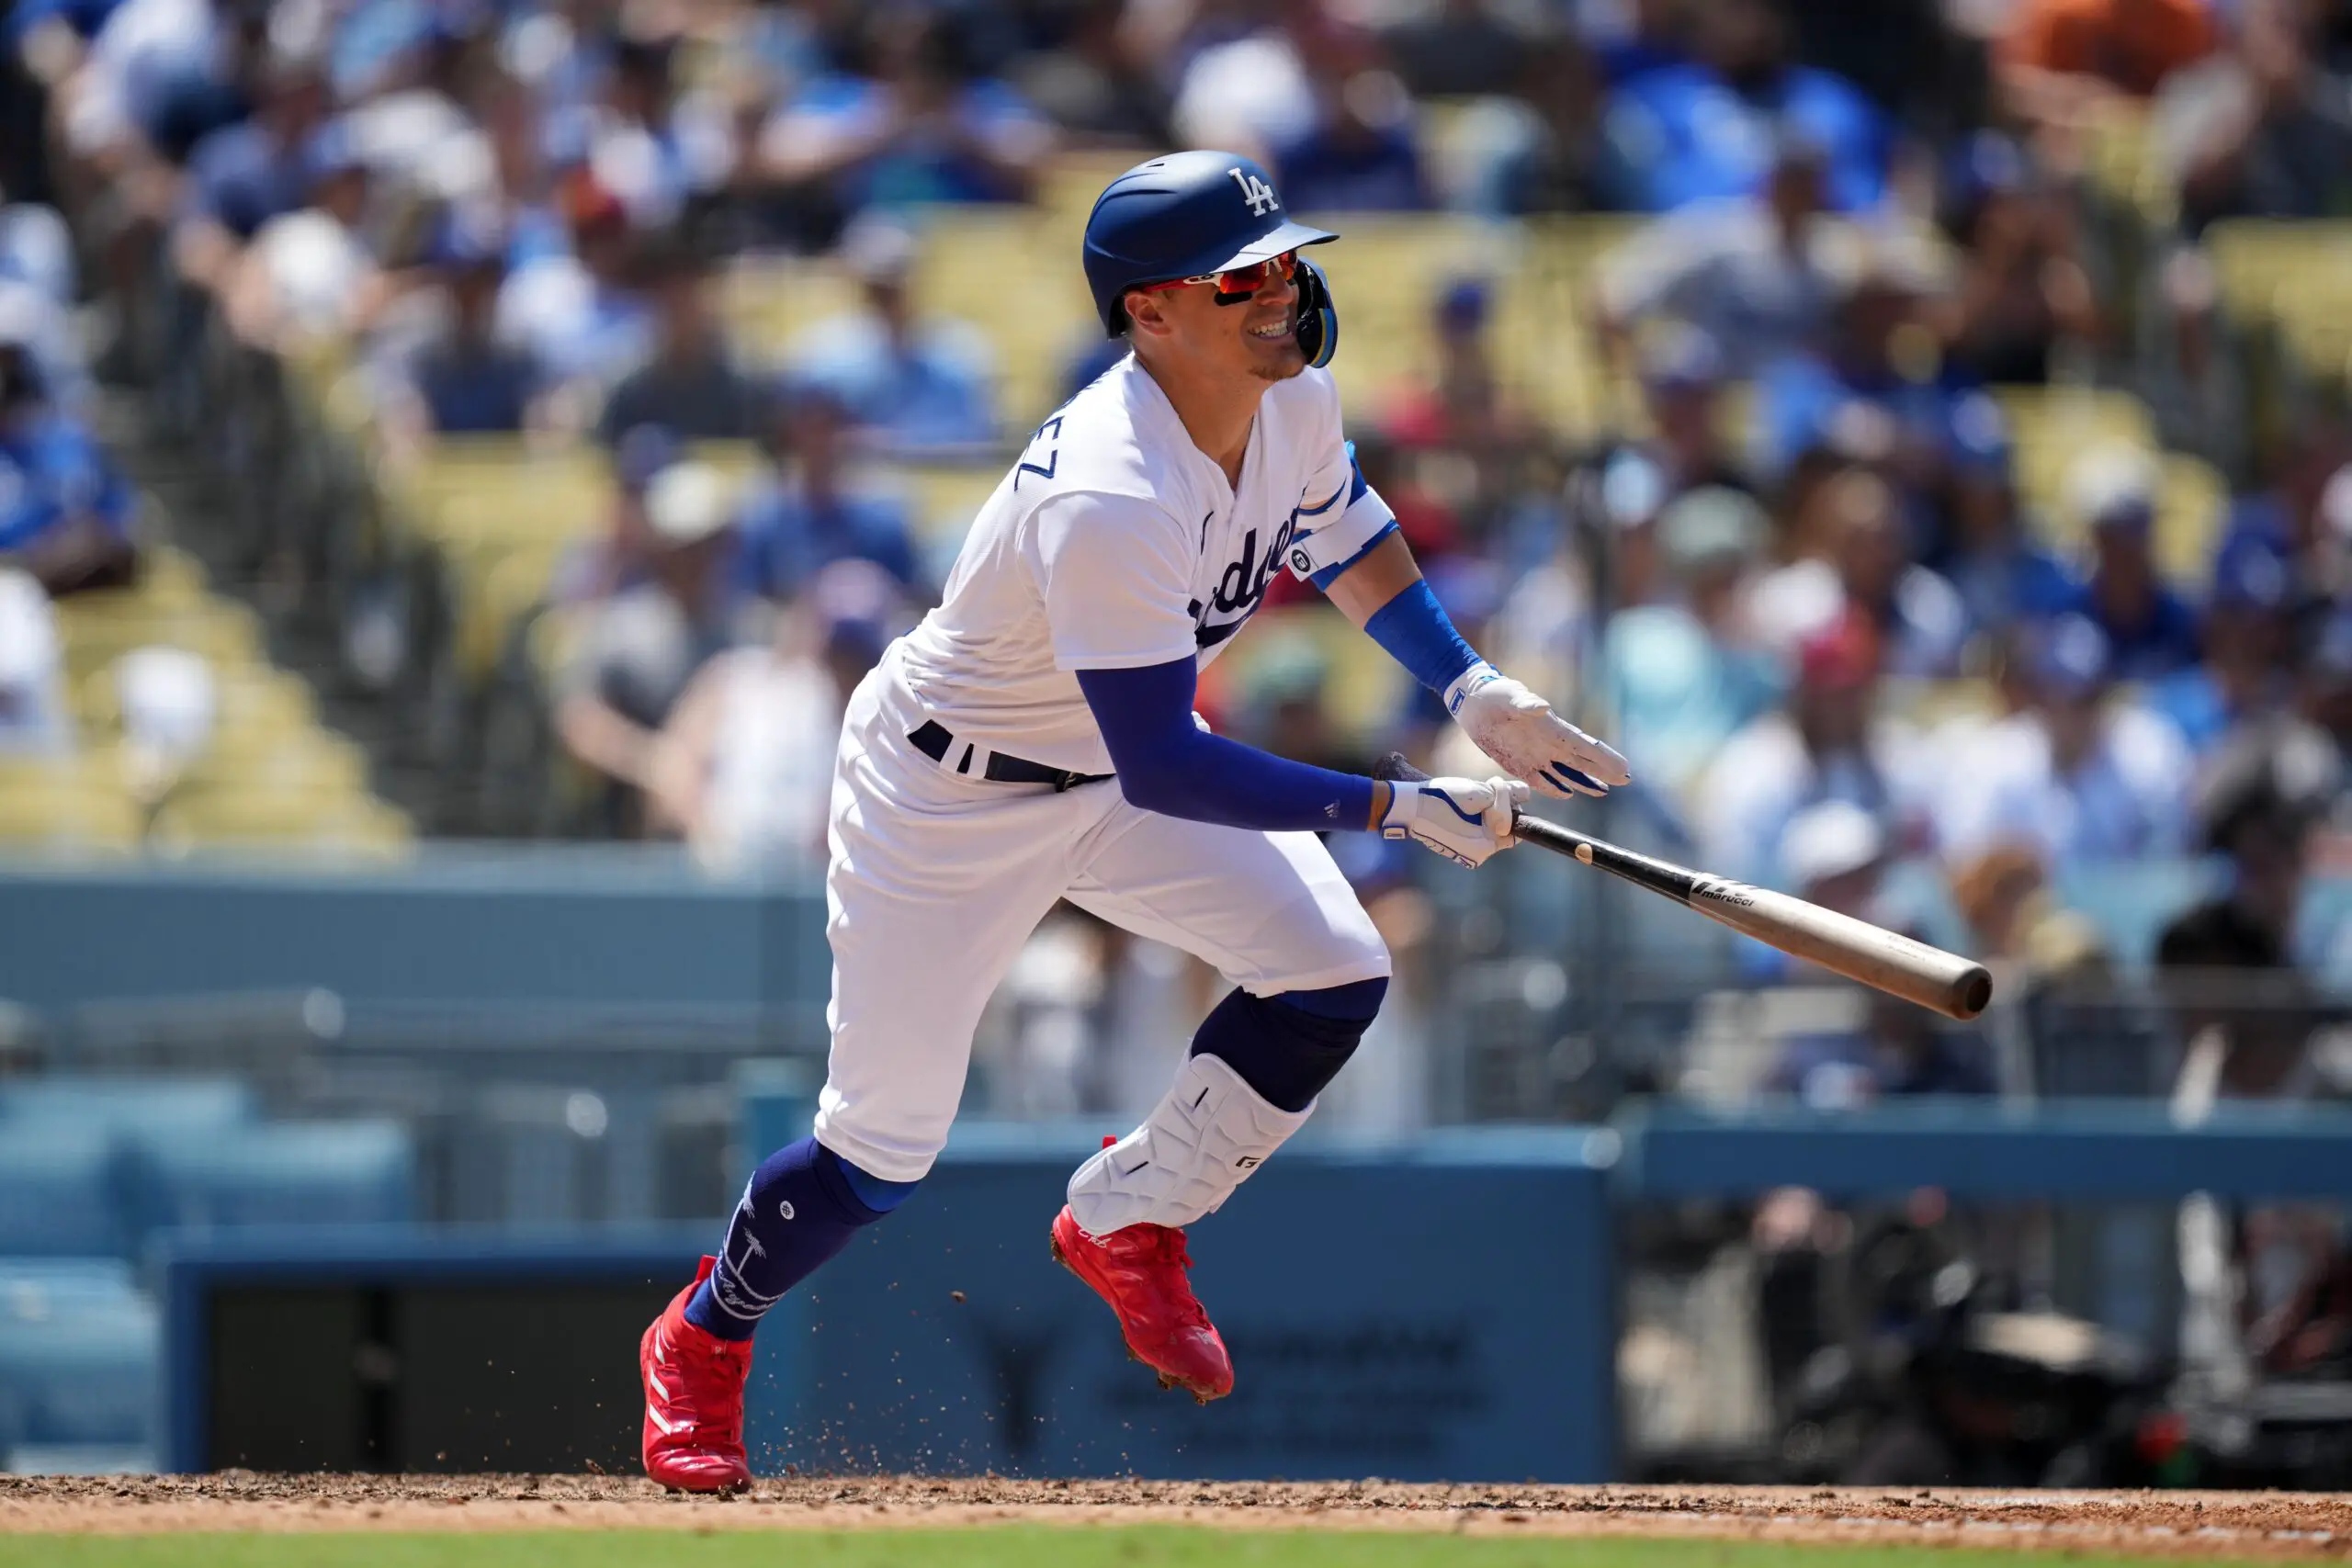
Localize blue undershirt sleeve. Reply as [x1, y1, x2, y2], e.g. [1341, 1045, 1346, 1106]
[1077, 659, 1377, 832]
[1359, 579, 1483, 694]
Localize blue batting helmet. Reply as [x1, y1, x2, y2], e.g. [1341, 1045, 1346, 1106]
[1082, 151, 1340, 364]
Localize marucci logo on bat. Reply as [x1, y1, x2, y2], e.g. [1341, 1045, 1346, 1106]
[1688, 878, 1758, 908]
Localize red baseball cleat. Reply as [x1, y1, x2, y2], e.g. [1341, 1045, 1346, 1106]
[1050, 1204, 1234, 1403]
[639, 1256, 754, 1493]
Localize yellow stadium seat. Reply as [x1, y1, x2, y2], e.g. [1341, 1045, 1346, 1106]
[2154, 454, 2227, 584]
[75, 661, 318, 748]
[1994, 385, 2156, 513]
[0, 757, 144, 853]
[2024, 439, 2225, 584]
[177, 732, 370, 797]
[150, 787, 412, 859]
[910, 209, 1092, 428]
[1885, 678, 2003, 729]
[2081, 100, 2173, 226]
[888, 461, 1005, 547]
[720, 259, 865, 364]
[1040, 151, 1148, 236]
[53, 598, 265, 682]
[1301, 214, 1521, 417]
[135, 546, 214, 611]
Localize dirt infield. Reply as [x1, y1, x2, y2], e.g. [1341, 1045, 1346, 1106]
[2, 1475, 2348, 1555]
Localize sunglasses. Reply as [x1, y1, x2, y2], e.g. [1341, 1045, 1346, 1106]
[1136, 250, 1299, 301]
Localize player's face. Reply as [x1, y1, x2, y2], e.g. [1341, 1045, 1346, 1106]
[1128, 259, 1306, 385]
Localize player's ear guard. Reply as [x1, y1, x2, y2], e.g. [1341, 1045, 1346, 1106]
[1295, 258, 1337, 369]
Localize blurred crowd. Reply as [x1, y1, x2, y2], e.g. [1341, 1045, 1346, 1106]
[7, 0, 2352, 1076]
[11, 0, 2352, 1462]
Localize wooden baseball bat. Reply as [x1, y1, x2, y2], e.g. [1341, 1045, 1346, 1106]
[1376, 754, 1993, 1021]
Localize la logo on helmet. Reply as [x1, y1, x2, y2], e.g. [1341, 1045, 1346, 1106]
[1227, 167, 1279, 217]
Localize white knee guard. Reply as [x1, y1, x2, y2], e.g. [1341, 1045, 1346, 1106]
[1066, 1053, 1311, 1235]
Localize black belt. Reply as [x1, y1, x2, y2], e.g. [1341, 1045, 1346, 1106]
[909, 720, 1114, 792]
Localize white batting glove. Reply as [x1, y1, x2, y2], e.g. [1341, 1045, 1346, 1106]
[1380, 775, 1529, 868]
[1444, 661, 1632, 799]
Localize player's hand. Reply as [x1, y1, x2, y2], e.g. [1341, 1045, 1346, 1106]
[1444, 662, 1631, 799]
[1379, 775, 1529, 868]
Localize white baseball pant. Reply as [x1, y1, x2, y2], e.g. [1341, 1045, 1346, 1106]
[809, 660, 1391, 1184]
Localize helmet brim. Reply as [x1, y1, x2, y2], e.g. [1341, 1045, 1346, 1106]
[1205, 221, 1339, 275]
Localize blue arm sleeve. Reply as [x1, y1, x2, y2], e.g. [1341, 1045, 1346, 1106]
[1361, 579, 1483, 694]
[1077, 659, 1376, 832]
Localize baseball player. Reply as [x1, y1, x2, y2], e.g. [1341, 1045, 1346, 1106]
[639, 151, 1630, 1491]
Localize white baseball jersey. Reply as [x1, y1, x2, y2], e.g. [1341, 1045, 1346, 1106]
[808, 350, 1396, 1185]
[890, 353, 1396, 773]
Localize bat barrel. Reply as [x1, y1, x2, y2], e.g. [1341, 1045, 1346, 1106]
[1692, 882, 1995, 1022]
[1949, 964, 1995, 1020]
[1375, 754, 1996, 1022]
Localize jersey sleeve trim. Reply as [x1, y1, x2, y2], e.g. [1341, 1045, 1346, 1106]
[1306, 519, 1397, 591]
[1285, 457, 1397, 585]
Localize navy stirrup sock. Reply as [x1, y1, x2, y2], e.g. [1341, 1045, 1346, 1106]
[1189, 976, 1387, 1112]
[684, 1136, 919, 1342]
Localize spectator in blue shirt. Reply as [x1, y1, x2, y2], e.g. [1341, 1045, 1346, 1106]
[1597, 0, 1890, 213]
[1752, 241, 1964, 490]
[1597, 127, 1839, 378]
[1268, 58, 1432, 212]
[495, 172, 659, 406]
[0, 338, 138, 595]
[756, 7, 1054, 217]
[2060, 446, 2201, 681]
[1466, 30, 1609, 217]
[1929, 393, 2076, 634]
[2151, 516, 2299, 756]
[786, 216, 998, 454]
[594, 238, 769, 449]
[176, 52, 333, 293]
[384, 208, 546, 450]
[736, 386, 922, 602]
[552, 30, 739, 232]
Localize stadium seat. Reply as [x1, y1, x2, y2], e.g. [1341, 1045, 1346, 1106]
[2080, 100, 2173, 226]
[0, 1259, 158, 1457]
[0, 1124, 124, 1257]
[719, 257, 865, 364]
[75, 662, 317, 748]
[911, 209, 1089, 428]
[177, 732, 371, 797]
[0, 758, 143, 854]
[388, 438, 764, 682]
[147, 789, 412, 860]
[1039, 150, 1145, 237]
[892, 461, 1006, 548]
[1299, 213, 1526, 419]
[120, 1119, 416, 1241]
[51, 598, 264, 685]
[0, 1076, 255, 1138]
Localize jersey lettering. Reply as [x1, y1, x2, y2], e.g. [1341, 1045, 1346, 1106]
[1188, 514, 1296, 648]
[1014, 416, 1064, 490]
[1227, 167, 1279, 217]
